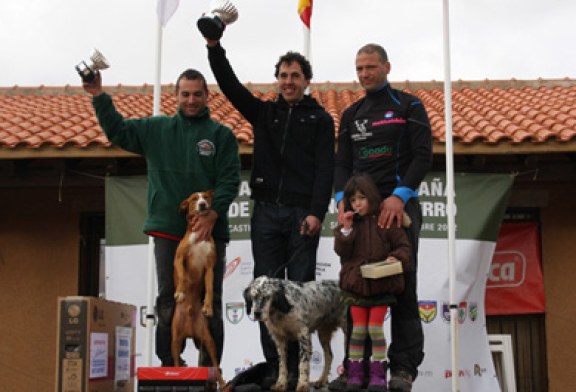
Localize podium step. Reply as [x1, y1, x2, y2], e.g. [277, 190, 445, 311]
[137, 367, 217, 392]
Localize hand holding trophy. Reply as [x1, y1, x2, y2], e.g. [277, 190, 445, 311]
[197, 0, 239, 41]
[75, 49, 110, 83]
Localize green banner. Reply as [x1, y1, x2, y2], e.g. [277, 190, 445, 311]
[105, 176, 148, 246]
[227, 173, 252, 240]
[105, 173, 254, 245]
[321, 172, 513, 241]
[418, 172, 513, 241]
[106, 172, 513, 245]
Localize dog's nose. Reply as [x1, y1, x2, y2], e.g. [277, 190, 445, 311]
[253, 311, 262, 320]
[198, 201, 207, 211]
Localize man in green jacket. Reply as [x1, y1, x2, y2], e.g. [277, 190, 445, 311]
[83, 69, 241, 367]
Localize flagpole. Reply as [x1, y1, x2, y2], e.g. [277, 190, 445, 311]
[303, 24, 311, 96]
[442, 1, 459, 391]
[303, 25, 311, 61]
[300, 0, 312, 92]
[153, 21, 163, 117]
[143, 12, 164, 368]
[298, 1, 312, 61]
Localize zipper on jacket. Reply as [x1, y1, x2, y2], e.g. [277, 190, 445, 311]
[275, 106, 293, 204]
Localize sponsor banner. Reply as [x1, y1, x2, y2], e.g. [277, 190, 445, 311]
[416, 239, 500, 391]
[486, 222, 545, 315]
[105, 172, 512, 391]
[418, 173, 512, 241]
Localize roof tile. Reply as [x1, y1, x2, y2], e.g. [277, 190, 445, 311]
[1, 79, 576, 153]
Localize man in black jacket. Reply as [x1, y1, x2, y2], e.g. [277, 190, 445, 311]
[333, 43, 433, 392]
[201, 34, 335, 387]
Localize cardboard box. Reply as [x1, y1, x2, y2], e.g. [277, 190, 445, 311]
[361, 260, 403, 278]
[55, 296, 137, 392]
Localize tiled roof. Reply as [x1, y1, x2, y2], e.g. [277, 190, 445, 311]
[1, 78, 576, 157]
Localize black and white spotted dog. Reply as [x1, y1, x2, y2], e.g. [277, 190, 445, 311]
[243, 276, 346, 392]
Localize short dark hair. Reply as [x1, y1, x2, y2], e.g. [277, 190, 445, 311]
[175, 69, 208, 93]
[274, 51, 313, 81]
[343, 173, 382, 215]
[357, 43, 388, 64]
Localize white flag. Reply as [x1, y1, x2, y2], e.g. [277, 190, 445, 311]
[157, 0, 180, 27]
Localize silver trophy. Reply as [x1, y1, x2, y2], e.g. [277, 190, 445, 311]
[197, 0, 239, 40]
[75, 49, 110, 82]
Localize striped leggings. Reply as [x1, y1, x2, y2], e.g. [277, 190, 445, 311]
[348, 305, 388, 361]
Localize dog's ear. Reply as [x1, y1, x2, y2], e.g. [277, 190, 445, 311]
[179, 199, 189, 214]
[207, 190, 215, 202]
[243, 286, 253, 315]
[272, 285, 292, 314]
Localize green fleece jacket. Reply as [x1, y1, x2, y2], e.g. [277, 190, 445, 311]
[93, 93, 240, 240]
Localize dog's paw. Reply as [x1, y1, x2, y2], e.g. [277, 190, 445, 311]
[296, 382, 310, 392]
[271, 382, 287, 392]
[174, 292, 185, 302]
[310, 379, 327, 389]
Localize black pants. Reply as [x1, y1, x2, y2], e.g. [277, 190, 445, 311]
[251, 201, 319, 374]
[154, 236, 226, 366]
[342, 198, 425, 379]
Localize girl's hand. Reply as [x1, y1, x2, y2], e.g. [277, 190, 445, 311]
[341, 211, 355, 230]
[337, 201, 346, 226]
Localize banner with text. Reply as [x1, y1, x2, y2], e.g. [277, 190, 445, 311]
[105, 172, 513, 391]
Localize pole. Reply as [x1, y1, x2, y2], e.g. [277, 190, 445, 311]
[303, 24, 311, 96]
[303, 25, 311, 61]
[442, 0, 459, 391]
[144, 16, 164, 367]
[153, 21, 163, 117]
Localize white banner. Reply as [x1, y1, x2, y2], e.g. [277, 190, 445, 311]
[104, 173, 512, 391]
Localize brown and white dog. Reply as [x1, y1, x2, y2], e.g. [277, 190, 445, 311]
[171, 190, 225, 388]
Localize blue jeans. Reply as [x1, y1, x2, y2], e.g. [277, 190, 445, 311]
[251, 201, 320, 371]
[154, 236, 226, 366]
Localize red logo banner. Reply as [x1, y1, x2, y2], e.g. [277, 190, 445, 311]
[486, 222, 545, 315]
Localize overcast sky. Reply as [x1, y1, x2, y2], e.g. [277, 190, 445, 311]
[1, 0, 575, 87]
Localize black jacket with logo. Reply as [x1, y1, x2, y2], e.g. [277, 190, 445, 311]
[334, 84, 433, 199]
[208, 44, 335, 221]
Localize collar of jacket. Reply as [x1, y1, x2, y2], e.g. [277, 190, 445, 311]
[365, 82, 391, 98]
[276, 93, 322, 110]
[177, 106, 211, 121]
[365, 82, 403, 105]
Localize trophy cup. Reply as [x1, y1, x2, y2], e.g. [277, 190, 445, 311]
[75, 49, 110, 82]
[197, 0, 239, 40]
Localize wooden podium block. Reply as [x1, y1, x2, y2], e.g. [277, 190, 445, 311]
[137, 367, 216, 392]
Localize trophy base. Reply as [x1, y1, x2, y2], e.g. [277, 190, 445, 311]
[197, 17, 224, 40]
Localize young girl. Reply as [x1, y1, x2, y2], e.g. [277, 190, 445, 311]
[334, 173, 412, 392]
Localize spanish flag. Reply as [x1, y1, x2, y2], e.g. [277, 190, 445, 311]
[298, 0, 313, 28]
